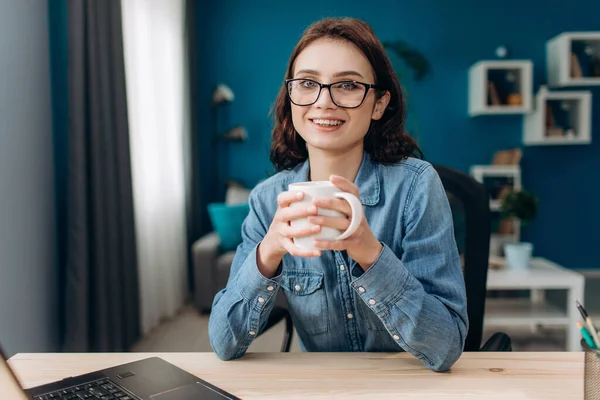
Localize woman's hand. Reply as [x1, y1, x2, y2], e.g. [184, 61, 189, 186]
[308, 175, 383, 270]
[257, 190, 322, 277]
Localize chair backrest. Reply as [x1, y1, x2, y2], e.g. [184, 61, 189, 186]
[432, 164, 491, 352]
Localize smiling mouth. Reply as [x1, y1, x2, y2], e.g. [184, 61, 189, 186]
[310, 118, 345, 127]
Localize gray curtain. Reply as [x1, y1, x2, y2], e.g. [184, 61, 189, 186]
[63, 0, 140, 352]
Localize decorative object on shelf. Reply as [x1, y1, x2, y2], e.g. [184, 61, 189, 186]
[468, 60, 532, 116]
[211, 83, 235, 106]
[488, 255, 506, 270]
[492, 148, 522, 166]
[210, 83, 247, 202]
[221, 126, 247, 142]
[523, 85, 592, 146]
[546, 32, 600, 87]
[505, 73, 522, 106]
[500, 189, 539, 269]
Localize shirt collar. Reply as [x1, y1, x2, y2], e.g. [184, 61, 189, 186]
[293, 151, 380, 206]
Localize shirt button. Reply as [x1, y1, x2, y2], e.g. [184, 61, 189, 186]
[267, 285, 274, 291]
[339, 265, 345, 271]
[249, 331, 256, 336]
[368, 299, 376, 305]
[358, 287, 366, 293]
[258, 297, 265, 303]
[347, 313, 353, 319]
[393, 335, 400, 340]
[294, 284, 301, 291]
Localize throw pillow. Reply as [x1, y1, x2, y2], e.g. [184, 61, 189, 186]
[208, 202, 250, 252]
[225, 184, 251, 205]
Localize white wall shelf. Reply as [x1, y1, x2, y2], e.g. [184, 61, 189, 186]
[470, 165, 521, 252]
[523, 86, 592, 146]
[468, 60, 533, 116]
[485, 298, 569, 327]
[546, 32, 600, 87]
[470, 165, 522, 189]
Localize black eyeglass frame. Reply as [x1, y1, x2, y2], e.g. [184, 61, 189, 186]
[284, 78, 386, 109]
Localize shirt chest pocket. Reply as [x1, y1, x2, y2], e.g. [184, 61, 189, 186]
[281, 270, 329, 335]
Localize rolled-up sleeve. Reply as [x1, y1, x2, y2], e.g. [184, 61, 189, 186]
[208, 191, 281, 360]
[351, 165, 469, 372]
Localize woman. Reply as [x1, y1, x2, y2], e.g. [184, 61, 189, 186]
[208, 17, 468, 372]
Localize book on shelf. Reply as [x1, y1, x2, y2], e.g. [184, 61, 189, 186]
[492, 148, 522, 165]
[487, 81, 502, 106]
[571, 52, 583, 78]
[546, 127, 565, 137]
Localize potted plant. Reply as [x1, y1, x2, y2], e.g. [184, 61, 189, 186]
[500, 189, 539, 269]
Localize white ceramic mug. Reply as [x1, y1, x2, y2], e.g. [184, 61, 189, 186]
[287, 181, 364, 251]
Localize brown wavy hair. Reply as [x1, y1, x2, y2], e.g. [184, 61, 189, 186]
[269, 17, 422, 172]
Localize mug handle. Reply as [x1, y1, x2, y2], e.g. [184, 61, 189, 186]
[333, 192, 364, 240]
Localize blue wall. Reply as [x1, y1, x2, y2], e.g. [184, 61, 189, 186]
[196, 0, 600, 269]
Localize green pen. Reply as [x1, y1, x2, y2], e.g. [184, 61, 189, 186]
[578, 321, 598, 350]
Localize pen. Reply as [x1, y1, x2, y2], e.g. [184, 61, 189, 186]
[576, 300, 600, 349]
[576, 300, 587, 318]
[577, 321, 597, 350]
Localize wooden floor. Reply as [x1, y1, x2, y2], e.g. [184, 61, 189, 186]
[131, 305, 302, 353]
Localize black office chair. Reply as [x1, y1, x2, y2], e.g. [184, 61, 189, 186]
[262, 164, 512, 353]
[260, 305, 294, 352]
[433, 164, 512, 352]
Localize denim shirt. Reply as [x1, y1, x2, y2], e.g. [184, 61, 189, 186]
[208, 152, 468, 372]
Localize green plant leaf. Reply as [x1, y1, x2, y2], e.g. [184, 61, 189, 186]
[382, 40, 431, 81]
[500, 190, 539, 225]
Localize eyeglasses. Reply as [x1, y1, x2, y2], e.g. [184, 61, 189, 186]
[285, 78, 384, 109]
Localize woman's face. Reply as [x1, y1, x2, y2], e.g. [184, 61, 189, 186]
[289, 38, 389, 156]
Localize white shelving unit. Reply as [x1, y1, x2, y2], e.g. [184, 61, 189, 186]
[546, 32, 600, 87]
[485, 298, 569, 327]
[485, 258, 585, 352]
[470, 165, 521, 253]
[468, 60, 533, 116]
[523, 86, 592, 146]
[470, 165, 522, 195]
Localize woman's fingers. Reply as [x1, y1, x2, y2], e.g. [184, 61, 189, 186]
[329, 175, 360, 197]
[280, 223, 321, 238]
[307, 215, 349, 231]
[281, 238, 321, 257]
[277, 190, 304, 207]
[313, 238, 351, 251]
[277, 203, 318, 223]
[311, 196, 352, 217]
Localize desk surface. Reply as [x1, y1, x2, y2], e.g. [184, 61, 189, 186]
[9, 352, 584, 400]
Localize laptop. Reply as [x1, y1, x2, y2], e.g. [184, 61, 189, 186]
[1, 343, 241, 400]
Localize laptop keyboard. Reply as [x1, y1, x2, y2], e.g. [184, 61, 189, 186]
[33, 377, 136, 400]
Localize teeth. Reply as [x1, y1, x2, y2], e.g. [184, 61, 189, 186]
[312, 119, 343, 126]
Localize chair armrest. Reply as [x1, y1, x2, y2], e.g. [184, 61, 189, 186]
[259, 306, 294, 352]
[191, 232, 221, 313]
[479, 332, 512, 352]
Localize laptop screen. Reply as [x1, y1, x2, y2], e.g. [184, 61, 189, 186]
[0, 355, 29, 399]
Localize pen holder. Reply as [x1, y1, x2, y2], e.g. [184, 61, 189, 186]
[581, 337, 600, 400]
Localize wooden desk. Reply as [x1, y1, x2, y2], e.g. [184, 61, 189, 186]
[8, 352, 584, 399]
